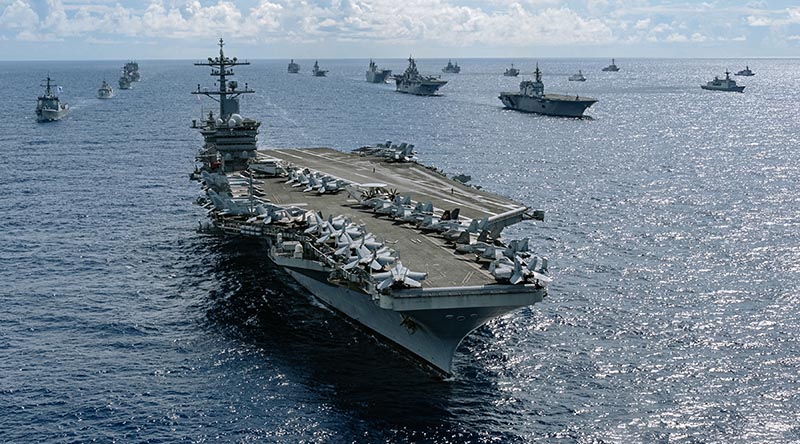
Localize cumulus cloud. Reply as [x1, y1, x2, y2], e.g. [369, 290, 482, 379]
[0, 0, 40, 29]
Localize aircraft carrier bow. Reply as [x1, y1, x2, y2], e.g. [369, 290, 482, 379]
[192, 40, 550, 377]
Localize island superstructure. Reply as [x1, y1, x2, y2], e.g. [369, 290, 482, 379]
[191, 40, 550, 376]
[191, 38, 260, 172]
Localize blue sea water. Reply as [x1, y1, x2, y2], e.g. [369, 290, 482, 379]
[1, 56, 800, 443]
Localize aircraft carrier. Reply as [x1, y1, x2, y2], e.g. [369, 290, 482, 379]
[192, 40, 550, 377]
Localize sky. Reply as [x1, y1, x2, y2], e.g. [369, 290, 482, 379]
[0, 0, 799, 60]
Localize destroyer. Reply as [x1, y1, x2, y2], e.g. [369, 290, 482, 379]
[97, 80, 114, 99]
[124, 61, 140, 82]
[602, 58, 619, 72]
[735, 65, 754, 76]
[503, 64, 519, 77]
[118, 72, 132, 90]
[394, 57, 448, 96]
[312, 60, 328, 77]
[288, 59, 300, 74]
[568, 70, 586, 82]
[366, 59, 392, 83]
[35, 76, 68, 122]
[442, 60, 461, 73]
[192, 40, 550, 377]
[499, 64, 597, 118]
[701, 70, 745, 92]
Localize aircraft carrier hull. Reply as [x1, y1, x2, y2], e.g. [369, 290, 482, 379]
[202, 147, 548, 376]
[281, 263, 543, 375]
[499, 93, 596, 117]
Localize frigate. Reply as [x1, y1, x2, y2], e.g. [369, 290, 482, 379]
[35, 76, 69, 122]
[499, 64, 597, 118]
[191, 40, 550, 377]
[124, 61, 140, 81]
[568, 70, 586, 82]
[701, 70, 745, 92]
[602, 58, 619, 72]
[97, 80, 114, 99]
[735, 65, 754, 76]
[118, 72, 132, 90]
[366, 59, 392, 83]
[442, 60, 461, 73]
[287, 59, 300, 74]
[503, 64, 520, 77]
[394, 57, 448, 96]
[312, 60, 328, 77]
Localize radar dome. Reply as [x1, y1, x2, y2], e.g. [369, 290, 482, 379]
[230, 113, 243, 125]
[215, 118, 224, 126]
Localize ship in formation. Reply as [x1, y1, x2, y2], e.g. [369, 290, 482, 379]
[568, 70, 586, 82]
[602, 58, 620, 72]
[97, 80, 114, 99]
[190, 40, 550, 377]
[503, 64, 519, 77]
[442, 60, 461, 73]
[288, 59, 300, 73]
[366, 59, 392, 83]
[701, 70, 745, 92]
[312, 60, 328, 77]
[735, 65, 755, 76]
[124, 61, 140, 81]
[35, 76, 69, 122]
[394, 57, 448, 96]
[499, 64, 597, 117]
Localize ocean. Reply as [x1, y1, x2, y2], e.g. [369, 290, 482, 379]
[1, 56, 799, 443]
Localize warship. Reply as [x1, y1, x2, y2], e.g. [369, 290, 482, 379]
[191, 40, 550, 377]
[394, 57, 448, 96]
[568, 70, 586, 82]
[97, 80, 114, 99]
[124, 61, 140, 81]
[601, 58, 619, 72]
[503, 64, 520, 77]
[35, 76, 69, 122]
[312, 60, 328, 77]
[366, 59, 392, 83]
[287, 59, 300, 74]
[735, 65, 755, 76]
[442, 60, 461, 73]
[118, 72, 132, 90]
[499, 64, 597, 118]
[701, 70, 745, 92]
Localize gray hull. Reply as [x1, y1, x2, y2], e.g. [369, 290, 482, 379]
[37, 108, 68, 122]
[283, 265, 543, 375]
[366, 71, 391, 83]
[499, 93, 596, 117]
[701, 85, 745, 92]
[395, 81, 447, 96]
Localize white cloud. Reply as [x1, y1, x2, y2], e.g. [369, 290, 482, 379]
[690, 32, 707, 42]
[665, 32, 688, 42]
[0, 0, 40, 29]
[634, 18, 650, 30]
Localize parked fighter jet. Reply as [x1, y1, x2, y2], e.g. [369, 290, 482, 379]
[372, 261, 428, 290]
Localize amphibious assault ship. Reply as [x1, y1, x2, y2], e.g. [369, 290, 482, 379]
[366, 59, 392, 83]
[499, 64, 597, 118]
[394, 57, 448, 96]
[36, 76, 69, 122]
[312, 60, 328, 77]
[192, 40, 549, 376]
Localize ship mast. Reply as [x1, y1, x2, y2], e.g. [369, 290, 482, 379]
[192, 38, 254, 121]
